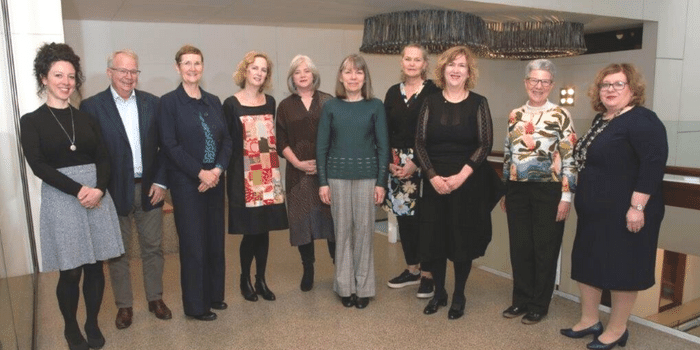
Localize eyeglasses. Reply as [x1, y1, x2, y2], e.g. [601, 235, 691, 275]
[525, 78, 553, 88]
[109, 67, 141, 76]
[598, 81, 628, 91]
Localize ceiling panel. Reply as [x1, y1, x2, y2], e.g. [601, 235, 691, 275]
[61, 0, 642, 32]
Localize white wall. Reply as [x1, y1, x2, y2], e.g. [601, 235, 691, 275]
[0, 0, 65, 276]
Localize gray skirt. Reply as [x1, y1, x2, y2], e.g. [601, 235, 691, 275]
[40, 164, 124, 272]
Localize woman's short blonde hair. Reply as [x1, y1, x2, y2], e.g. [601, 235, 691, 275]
[287, 55, 321, 94]
[434, 46, 478, 90]
[588, 63, 646, 113]
[400, 44, 429, 82]
[334, 54, 374, 100]
[233, 51, 273, 92]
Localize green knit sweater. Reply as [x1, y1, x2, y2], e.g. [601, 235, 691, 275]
[316, 98, 389, 187]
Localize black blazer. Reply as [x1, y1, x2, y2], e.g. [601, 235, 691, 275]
[81, 87, 166, 216]
[156, 84, 232, 186]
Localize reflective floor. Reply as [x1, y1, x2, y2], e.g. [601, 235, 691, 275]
[35, 231, 698, 349]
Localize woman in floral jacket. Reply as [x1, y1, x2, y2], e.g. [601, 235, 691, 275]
[501, 59, 577, 325]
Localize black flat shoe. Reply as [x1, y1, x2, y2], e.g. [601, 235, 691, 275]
[521, 311, 547, 325]
[502, 305, 527, 319]
[561, 321, 604, 339]
[355, 297, 370, 309]
[190, 311, 217, 321]
[341, 294, 356, 307]
[423, 296, 447, 315]
[255, 275, 276, 301]
[448, 302, 465, 320]
[587, 330, 629, 350]
[240, 274, 258, 302]
[211, 301, 228, 310]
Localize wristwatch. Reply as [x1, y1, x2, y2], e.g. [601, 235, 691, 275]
[631, 203, 645, 211]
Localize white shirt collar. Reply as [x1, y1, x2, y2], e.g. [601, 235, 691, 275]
[110, 85, 136, 102]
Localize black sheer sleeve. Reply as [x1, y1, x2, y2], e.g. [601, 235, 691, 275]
[466, 96, 493, 169]
[414, 99, 436, 179]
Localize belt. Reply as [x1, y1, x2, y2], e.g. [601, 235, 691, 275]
[134, 178, 142, 184]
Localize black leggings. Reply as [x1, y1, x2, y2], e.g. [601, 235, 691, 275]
[298, 241, 336, 265]
[430, 259, 472, 305]
[56, 261, 104, 334]
[240, 233, 270, 277]
[397, 216, 421, 266]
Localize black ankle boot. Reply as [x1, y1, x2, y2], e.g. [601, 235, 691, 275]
[240, 274, 258, 302]
[300, 263, 314, 292]
[255, 275, 276, 301]
[64, 322, 89, 350]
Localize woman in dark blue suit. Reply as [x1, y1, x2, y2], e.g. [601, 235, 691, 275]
[157, 45, 232, 321]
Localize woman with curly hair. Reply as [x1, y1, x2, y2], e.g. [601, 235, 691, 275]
[21, 42, 123, 350]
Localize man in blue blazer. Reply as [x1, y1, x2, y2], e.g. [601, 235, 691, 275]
[81, 49, 171, 329]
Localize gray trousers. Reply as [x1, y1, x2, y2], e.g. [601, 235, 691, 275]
[109, 184, 164, 308]
[329, 179, 376, 298]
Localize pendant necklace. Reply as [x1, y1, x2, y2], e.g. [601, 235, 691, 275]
[47, 104, 76, 151]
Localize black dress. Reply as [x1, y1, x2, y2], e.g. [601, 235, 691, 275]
[414, 92, 497, 262]
[572, 106, 668, 290]
[224, 95, 289, 235]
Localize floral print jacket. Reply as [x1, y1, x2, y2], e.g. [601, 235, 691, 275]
[503, 101, 577, 198]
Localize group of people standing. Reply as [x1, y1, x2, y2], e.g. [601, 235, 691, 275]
[20, 39, 667, 350]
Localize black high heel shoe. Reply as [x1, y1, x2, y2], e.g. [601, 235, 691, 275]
[423, 295, 447, 315]
[560, 321, 604, 338]
[240, 274, 258, 301]
[255, 275, 276, 301]
[84, 324, 105, 349]
[64, 323, 89, 350]
[447, 301, 465, 320]
[587, 330, 629, 350]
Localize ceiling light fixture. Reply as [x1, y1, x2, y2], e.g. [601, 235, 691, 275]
[359, 10, 488, 55]
[486, 21, 587, 59]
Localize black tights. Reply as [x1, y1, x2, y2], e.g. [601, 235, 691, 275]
[57, 261, 104, 337]
[430, 259, 472, 305]
[298, 241, 336, 265]
[240, 233, 269, 277]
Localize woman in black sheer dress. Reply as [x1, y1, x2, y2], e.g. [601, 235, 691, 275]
[415, 46, 495, 320]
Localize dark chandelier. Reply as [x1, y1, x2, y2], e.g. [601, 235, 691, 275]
[359, 10, 587, 59]
[359, 10, 488, 56]
[486, 21, 587, 59]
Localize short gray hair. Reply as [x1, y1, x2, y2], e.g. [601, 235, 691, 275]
[287, 55, 321, 94]
[525, 59, 556, 79]
[108, 49, 139, 68]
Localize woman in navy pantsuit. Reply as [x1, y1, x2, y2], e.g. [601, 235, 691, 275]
[157, 45, 232, 321]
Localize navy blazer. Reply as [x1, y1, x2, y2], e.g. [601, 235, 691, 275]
[156, 84, 232, 186]
[81, 87, 166, 216]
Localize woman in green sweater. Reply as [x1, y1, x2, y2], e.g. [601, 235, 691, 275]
[316, 54, 390, 309]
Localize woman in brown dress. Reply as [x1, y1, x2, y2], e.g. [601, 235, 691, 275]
[277, 55, 335, 291]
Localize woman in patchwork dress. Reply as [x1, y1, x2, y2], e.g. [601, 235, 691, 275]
[225, 51, 288, 302]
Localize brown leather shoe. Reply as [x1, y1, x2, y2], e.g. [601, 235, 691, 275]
[148, 299, 172, 320]
[115, 307, 133, 329]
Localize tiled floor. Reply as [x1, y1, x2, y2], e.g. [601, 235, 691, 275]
[36, 231, 699, 350]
